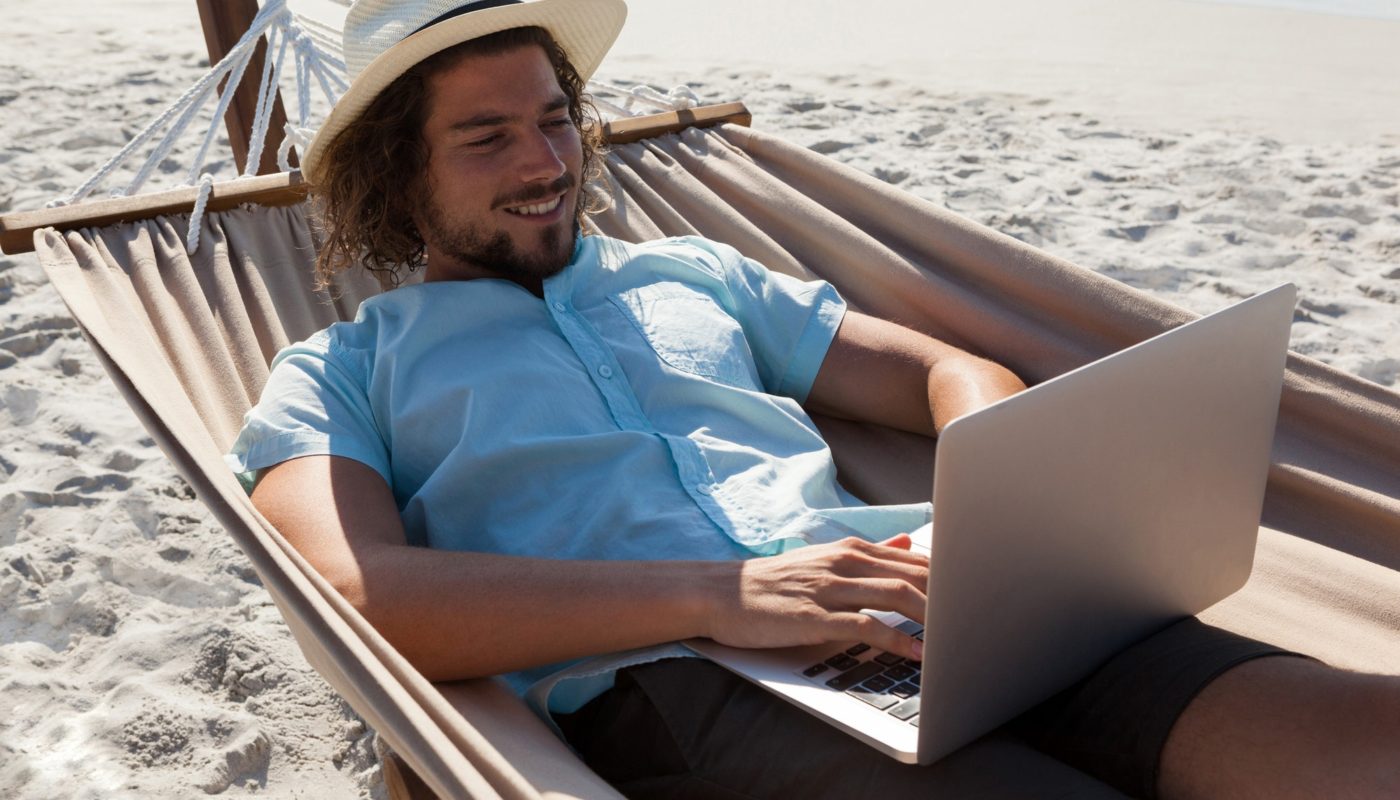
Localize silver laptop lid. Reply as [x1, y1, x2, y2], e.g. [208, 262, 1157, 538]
[917, 283, 1296, 762]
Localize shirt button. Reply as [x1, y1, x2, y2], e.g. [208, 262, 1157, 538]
[597, 365, 614, 378]
[552, 301, 566, 312]
[695, 483, 712, 495]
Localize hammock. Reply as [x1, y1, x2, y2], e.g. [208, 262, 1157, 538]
[8, 114, 1400, 798]
[3, 0, 1398, 794]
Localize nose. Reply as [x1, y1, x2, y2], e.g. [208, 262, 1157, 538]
[516, 126, 568, 184]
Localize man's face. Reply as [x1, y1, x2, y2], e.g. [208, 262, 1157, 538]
[416, 44, 583, 287]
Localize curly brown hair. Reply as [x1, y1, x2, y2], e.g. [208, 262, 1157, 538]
[311, 26, 606, 289]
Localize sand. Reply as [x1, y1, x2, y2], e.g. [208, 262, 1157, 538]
[1, 0, 1397, 796]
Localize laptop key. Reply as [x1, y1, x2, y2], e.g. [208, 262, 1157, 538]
[895, 620, 924, 637]
[863, 675, 895, 693]
[888, 697, 921, 721]
[824, 653, 860, 671]
[909, 715, 919, 728]
[849, 686, 900, 710]
[825, 661, 885, 691]
[891, 681, 919, 699]
[884, 664, 917, 682]
[845, 643, 871, 656]
[802, 663, 829, 678]
[873, 652, 905, 666]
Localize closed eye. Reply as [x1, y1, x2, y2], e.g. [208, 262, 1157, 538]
[463, 133, 502, 149]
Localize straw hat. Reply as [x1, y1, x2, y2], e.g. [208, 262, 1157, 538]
[302, 0, 628, 182]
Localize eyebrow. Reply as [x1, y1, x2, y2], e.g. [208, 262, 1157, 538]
[446, 94, 570, 133]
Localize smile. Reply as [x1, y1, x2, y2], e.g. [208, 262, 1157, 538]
[503, 196, 563, 217]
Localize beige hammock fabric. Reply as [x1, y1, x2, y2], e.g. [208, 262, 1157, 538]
[34, 123, 1400, 798]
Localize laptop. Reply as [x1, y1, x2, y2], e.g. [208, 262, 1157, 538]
[686, 283, 1297, 765]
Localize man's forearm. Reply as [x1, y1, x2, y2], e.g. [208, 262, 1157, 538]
[345, 545, 725, 681]
[253, 456, 723, 681]
[254, 455, 929, 684]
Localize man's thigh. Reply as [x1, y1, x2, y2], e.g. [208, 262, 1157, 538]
[555, 619, 1293, 800]
[558, 657, 1123, 799]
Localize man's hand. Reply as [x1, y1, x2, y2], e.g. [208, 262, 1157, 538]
[700, 534, 928, 661]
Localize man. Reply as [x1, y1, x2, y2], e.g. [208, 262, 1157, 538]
[230, 1, 1400, 797]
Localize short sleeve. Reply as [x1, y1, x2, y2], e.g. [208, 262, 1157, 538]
[225, 332, 391, 491]
[677, 238, 847, 403]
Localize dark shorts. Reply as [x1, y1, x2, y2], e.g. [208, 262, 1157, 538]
[555, 619, 1296, 799]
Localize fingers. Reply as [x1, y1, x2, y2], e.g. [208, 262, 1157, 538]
[825, 538, 928, 586]
[881, 532, 913, 550]
[826, 576, 926, 624]
[845, 535, 928, 567]
[819, 539, 927, 658]
[713, 535, 930, 654]
[834, 612, 924, 661]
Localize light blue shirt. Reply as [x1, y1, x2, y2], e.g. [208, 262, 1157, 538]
[227, 234, 931, 703]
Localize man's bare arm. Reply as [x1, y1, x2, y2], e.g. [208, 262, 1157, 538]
[252, 454, 930, 681]
[805, 310, 1026, 435]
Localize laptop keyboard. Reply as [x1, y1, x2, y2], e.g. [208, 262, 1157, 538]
[799, 619, 924, 727]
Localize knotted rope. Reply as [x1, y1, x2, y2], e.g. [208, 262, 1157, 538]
[52, 0, 346, 253]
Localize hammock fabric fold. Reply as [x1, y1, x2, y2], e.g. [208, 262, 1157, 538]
[34, 123, 1400, 798]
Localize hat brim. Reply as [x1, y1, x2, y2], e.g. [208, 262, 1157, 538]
[302, 0, 626, 183]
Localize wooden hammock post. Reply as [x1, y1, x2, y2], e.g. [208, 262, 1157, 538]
[196, 0, 298, 175]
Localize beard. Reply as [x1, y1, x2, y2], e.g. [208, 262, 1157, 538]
[420, 174, 580, 282]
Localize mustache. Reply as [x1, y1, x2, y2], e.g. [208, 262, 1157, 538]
[492, 173, 577, 209]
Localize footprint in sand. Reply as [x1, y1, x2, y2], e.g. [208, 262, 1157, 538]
[873, 167, 910, 185]
[117, 710, 198, 769]
[1107, 224, 1154, 242]
[53, 473, 134, 494]
[1, 385, 43, 425]
[1089, 170, 1130, 184]
[1360, 284, 1400, 304]
[0, 274, 17, 311]
[1146, 203, 1180, 222]
[1309, 221, 1359, 244]
[103, 450, 144, 473]
[197, 730, 274, 794]
[1313, 181, 1365, 199]
[1238, 253, 1304, 271]
[0, 329, 73, 359]
[1299, 297, 1348, 318]
[1302, 203, 1378, 225]
[1240, 188, 1288, 211]
[1244, 216, 1308, 237]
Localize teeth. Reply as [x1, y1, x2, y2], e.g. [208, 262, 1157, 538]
[505, 196, 562, 216]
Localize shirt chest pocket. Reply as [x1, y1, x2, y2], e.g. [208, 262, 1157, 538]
[610, 282, 759, 389]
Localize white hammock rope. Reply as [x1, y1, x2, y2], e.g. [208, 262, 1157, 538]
[243, 24, 294, 178]
[289, 10, 344, 54]
[56, 0, 710, 253]
[52, 0, 346, 253]
[589, 80, 702, 118]
[173, 44, 259, 192]
[186, 173, 217, 254]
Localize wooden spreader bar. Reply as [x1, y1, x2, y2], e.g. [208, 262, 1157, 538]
[0, 102, 752, 256]
[601, 101, 751, 144]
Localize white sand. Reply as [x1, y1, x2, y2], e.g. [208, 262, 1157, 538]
[1, 0, 1397, 796]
